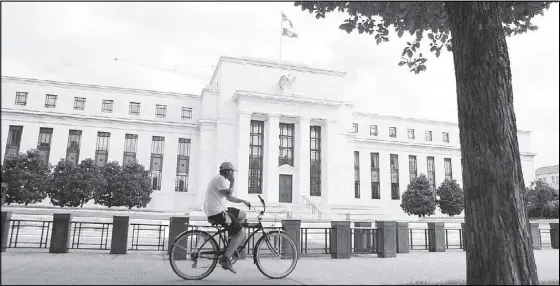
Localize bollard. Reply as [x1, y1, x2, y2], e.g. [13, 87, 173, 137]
[281, 219, 301, 258]
[330, 220, 351, 259]
[50, 213, 72, 253]
[375, 220, 397, 258]
[353, 222, 372, 253]
[428, 222, 446, 252]
[110, 216, 129, 254]
[1, 211, 12, 252]
[396, 221, 409, 253]
[529, 222, 542, 250]
[461, 222, 467, 252]
[550, 223, 559, 249]
[168, 216, 190, 259]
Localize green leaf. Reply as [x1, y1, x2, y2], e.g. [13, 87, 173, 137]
[397, 29, 404, 37]
[406, 49, 413, 58]
[428, 33, 434, 40]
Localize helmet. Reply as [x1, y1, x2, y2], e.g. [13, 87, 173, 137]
[219, 161, 236, 171]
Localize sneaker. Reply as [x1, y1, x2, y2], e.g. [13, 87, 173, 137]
[219, 256, 237, 274]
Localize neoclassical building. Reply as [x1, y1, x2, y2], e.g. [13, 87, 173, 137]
[1, 56, 537, 220]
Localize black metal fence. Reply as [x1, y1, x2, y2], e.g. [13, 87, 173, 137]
[4, 219, 555, 253]
[301, 227, 332, 255]
[8, 219, 52, 249]
[128, 223, 167, 251]
[70, 222, 112, 250]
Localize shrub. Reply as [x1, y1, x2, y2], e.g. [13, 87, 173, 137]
[74, 158, 105, 207]
[400, 174, 437, 218]
[1, 150, 51, 206]
[436, 178, 464, 217]
[120, 161, 153, 209]
[48, 159, 81, 207]
[524, 180, 559, 219]
[93, 161, 124, 208]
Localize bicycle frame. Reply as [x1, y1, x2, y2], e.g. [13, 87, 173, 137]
[190, 196, 282, 259]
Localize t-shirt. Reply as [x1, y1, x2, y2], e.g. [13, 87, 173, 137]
[203, 175, 231, 217]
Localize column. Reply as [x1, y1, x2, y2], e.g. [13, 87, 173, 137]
[396, 221, 409, 253]
[550, 223, 559, 249]
[529, 223, 542, 250]
[1, 211, 12, 252]
[282, 219, 301, 257]
[375, 220, 397, 258]
[168, 216, 190, 259]
[49, 213, 72, 253]
[236, 112, 251, 201]
[264, 114, 280, 204]
[428, 222, 446, 252]
[197, 121, 218, 206]
[297, 117, 310, 200]
[353, 221, 372, 253]
[110, 216, 129, 254]
[330, 220, 351, 259]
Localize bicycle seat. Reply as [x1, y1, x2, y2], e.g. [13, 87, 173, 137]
[207, 218, 222, 228]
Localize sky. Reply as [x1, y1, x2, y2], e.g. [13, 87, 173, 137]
[2, 2, 559, 169]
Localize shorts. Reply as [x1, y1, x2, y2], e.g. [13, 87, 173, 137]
[207, 207, 243, 236]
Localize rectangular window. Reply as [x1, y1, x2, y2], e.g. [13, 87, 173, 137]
[129, 102, 140, 115]
[408, 129, 415, 139]
[66, 130, 82, 165]
[181, 107, 192, 119]
[95, 132, 111, 167]
[389, 127, 397, 138]
[409, 155, 417, 182]
[73, 97, 86, 110]
[370, 152, 380, 199]
[354, 151, 360, 198]
[444, 158, 453, 180]
[175, 138, 191, 192]
[279, 123, 295, 166]
[102, 100, 114, 113]
[370, 125, 378, 136]
[15, 92, 27, 105]
[123, 134, 138, 165]
[427, 156, 436, 191]
[249, 120, 264, 194]
[150, 136, 165, 191]
[310, 126, 322, 196]
[37, 127, 53, 163]
[425, 131, 433, 141]
[156, 105, 167, 118]
[390, 154, 400, 200]
[5, 126, 23, 158]
[352, 123, 358, 133]
[443, 132, 450, 143]
[45, 94, 57, 108]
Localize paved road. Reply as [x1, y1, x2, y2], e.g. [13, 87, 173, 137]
[2, 249, 558, 285]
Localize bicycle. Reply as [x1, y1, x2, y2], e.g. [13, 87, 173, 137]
[168, 195, 299, 280]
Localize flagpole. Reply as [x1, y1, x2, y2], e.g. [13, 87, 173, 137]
[280, 13, 283, 61]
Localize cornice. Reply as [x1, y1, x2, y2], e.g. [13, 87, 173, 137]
[216, 56, 346, 77]
[233, 90, 345, 107]
[1, 108, 198, 129]
[353, 111, 532, 134]
[1, 76, 201, 100]
[354, 137, 536, 157]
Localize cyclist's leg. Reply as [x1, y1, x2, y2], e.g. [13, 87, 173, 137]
[224, 211, 246, 259]
[227, 207, 246, 224]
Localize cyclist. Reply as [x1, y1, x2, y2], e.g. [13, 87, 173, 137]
[203, 161, 251, 274]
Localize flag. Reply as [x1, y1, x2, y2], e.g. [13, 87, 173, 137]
[281, 12, 298, 38]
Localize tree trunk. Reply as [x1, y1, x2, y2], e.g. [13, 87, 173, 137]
[445, 2, 539, 285]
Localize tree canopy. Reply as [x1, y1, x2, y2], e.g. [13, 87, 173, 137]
[294, 2, 551, 73]
[436, 178, 464, 217]
[400, 174, 437, 218]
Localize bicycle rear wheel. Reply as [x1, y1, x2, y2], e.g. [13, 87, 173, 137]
[254, 231, 298, 279]
[169, 230, 219, 280]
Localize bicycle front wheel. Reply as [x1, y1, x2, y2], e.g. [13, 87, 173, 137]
[169, 230, 219, 280]
[254, 231, 298, 279]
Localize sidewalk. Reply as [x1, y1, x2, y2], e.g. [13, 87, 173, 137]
[2, 249, 558, 285]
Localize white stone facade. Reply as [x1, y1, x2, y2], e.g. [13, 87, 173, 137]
[1, 56, 537, 220]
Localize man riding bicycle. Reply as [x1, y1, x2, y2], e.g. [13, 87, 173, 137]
[203, 161, 251, 274]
